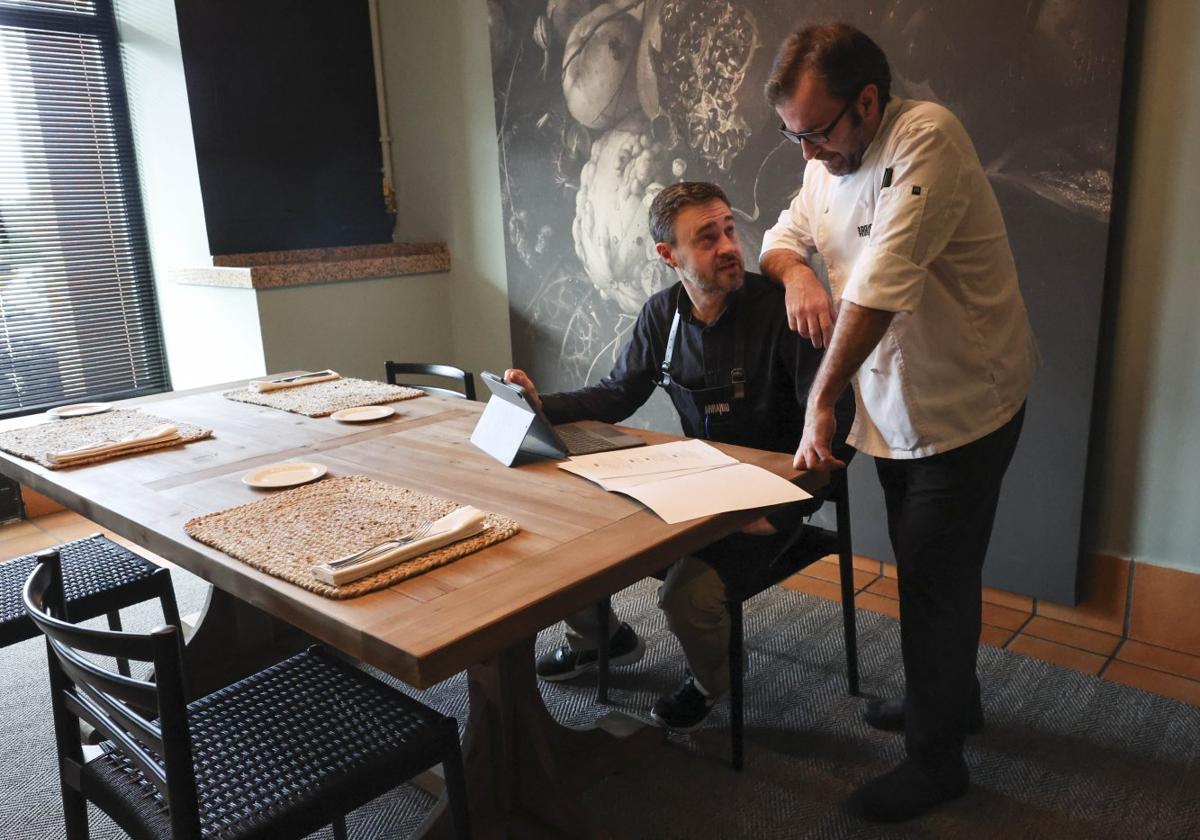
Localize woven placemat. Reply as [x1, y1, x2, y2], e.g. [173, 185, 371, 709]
[184, 475, 520, 599]
[222, 377, 425, 417]
[0, 409, 212, 470]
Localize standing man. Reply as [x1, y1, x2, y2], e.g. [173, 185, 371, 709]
[510, 181, 853, 730]
[760, 24, 1036, 821]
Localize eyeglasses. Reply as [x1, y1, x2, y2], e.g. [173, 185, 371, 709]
[777, 96, 855, 146]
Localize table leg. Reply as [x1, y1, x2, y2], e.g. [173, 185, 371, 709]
[415, 635, 663, 839]
[181, 584, 315, 698]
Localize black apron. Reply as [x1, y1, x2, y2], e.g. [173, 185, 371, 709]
[655, 288, 753, 447]
[655, 287, 819, 591]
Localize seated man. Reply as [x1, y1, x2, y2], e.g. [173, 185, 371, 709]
[506, 181, 854, 730]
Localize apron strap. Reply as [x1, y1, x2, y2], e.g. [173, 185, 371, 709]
[657, 286, 683, 389]
[730, 294, 746, 401]
[658, 285, 748, 400]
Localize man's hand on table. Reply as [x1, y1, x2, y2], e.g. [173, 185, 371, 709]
[503, 368, 543, 412]
[507, 367, 777, 536]
[795, 403, 846, 472]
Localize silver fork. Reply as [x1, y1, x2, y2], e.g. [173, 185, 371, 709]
[327, 520, 437, 569]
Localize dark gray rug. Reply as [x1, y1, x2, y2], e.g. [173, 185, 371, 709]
[2, 568, 1198, 839]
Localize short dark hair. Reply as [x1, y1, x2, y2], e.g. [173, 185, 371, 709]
[648, 182, 730, 245]
[764, 23, 891, 110]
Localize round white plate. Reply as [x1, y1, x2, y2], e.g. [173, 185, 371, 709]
[47, 402, 112, 419]
[330, 405, 395, 423]
[242, 462, 327, 489]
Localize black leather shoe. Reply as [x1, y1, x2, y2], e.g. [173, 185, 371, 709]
[650, 676, 716, 731]
[535, 623, 645, 682]
[846, 760, 968, 822]
[863, 696, 984, 734]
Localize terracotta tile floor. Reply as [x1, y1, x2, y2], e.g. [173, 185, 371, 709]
[782, 553, 1200, 708]
[5, 513, 1200, 709]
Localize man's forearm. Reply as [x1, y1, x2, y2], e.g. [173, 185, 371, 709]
[760, 248, 813, 288]
[808, 301, 895, 410]
[541, 379, 652, 426]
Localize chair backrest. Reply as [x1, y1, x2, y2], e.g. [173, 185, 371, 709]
[384, 361, 476, 400]
[24, 550, 201, 839]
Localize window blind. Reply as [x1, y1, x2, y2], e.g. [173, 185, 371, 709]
[0, 0, 167, 417]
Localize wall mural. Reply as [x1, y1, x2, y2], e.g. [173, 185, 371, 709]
[488, 0, 1131, 601]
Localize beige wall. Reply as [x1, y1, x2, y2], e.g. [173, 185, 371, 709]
[255, 275, 454, 382]
[378, 0, 513, 381]
[1093, 0, 1200, 570]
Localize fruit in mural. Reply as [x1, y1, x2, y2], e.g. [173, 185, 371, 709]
[573, 113, 674, 314]
[547, 0, 592, 40]
[637, 0, 757, 171]
[561, 2, 642, 130]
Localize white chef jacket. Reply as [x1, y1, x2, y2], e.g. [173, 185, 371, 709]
[762, 97, 1036, 459]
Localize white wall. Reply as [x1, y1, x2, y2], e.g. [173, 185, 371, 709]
[1093, 0, 1200, 571]
[378, 0, 513, 380]
[113, 0, 267, 389]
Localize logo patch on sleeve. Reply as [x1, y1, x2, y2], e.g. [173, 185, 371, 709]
[912, 186, 922, 195]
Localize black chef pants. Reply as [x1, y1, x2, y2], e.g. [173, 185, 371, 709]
[874, 404, 1025, 781]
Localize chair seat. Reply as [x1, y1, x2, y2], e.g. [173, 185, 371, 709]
[657, 524, 839, 600]
[0, 534, 162, 646]
[82, 647, 455, 839]
[726, 524, 840, 602]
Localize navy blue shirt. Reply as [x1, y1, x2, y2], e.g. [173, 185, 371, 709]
[541, 272, 853, 457]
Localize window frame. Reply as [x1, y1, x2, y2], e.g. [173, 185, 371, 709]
[0, 0, 169, 418]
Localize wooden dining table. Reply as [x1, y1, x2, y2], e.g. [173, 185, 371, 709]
[0, 379, 825, 838]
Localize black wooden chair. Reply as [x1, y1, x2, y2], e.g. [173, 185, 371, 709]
[23, 549, 471, 840]
[385, 361, 476, 401]
[595, 470, 859, 770]
[0, 532, 180, 677]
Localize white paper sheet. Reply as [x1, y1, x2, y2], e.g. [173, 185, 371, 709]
[596, 465, 726, 492]
[617, 463, 811, 524]
[558, 439, 736, 482]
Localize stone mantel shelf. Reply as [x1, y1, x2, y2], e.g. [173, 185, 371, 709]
[169, 242, 450, 289]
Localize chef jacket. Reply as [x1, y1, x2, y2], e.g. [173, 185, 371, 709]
[762, 97, 1036, 459]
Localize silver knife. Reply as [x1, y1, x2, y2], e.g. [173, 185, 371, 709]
[325, 524, 488, 570]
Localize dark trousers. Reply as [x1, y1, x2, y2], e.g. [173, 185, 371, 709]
[874, 405, 1025, 780]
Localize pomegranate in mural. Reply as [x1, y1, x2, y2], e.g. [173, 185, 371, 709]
[572, 113, 674, 314]
[638, 0, 758, 171]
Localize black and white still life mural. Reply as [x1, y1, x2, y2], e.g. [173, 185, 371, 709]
[488, 0, 1131, 600]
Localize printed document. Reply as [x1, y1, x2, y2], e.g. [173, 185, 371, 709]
[558, 439, 811, 524]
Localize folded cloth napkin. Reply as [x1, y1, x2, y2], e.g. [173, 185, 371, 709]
[46, 424, 182, 467]
[249, 370, 341, 393]
[311, 505, 488, 587]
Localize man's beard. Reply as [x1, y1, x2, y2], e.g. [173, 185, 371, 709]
[680, 257, 744, 295]
[824, 110, 870, 176]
